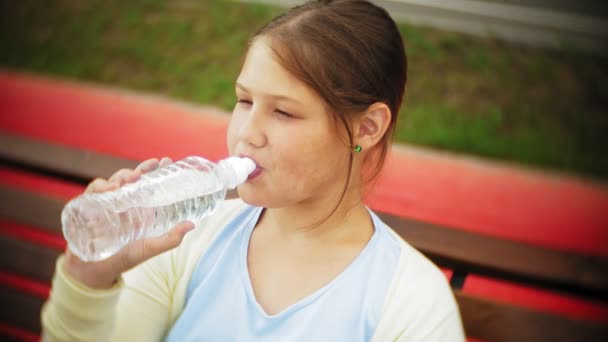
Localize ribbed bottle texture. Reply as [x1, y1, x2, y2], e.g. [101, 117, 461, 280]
[61, 156, 255, 261]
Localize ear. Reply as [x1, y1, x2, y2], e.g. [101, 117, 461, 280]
[353, 102, 391, 152]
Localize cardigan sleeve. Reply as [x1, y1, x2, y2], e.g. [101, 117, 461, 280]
[41, 250, 175, 342]
[41, 199, 247, 342]
[372, 236, 465, 342]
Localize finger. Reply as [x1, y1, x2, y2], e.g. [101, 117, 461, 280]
[119, 221, 195, 270]
[134, 158, 160, 174]
[159, 157, 173, 168]
[108, 168, 140, 186]
[85, 178, 118, 194]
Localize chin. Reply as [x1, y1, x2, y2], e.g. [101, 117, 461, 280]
[236, 184, 285, 208]
[236, 185, 268, 207]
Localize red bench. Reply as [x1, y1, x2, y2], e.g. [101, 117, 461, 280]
[1, 71, 607, 341]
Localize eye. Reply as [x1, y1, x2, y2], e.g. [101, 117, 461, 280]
[236, 99, 252, 106]
[275, 109, 293, 118]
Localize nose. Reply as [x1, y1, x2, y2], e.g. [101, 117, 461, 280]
[237, 106, 267, 148]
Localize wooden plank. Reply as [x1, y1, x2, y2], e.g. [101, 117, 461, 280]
[378, 212, 608, 301]
[0, 321, 40, 342]
[0, 132, 138, 182]
[0, 284, 43, 334]
[0, 132, 239, 197]
[0, 332, 35, 342]
[0, 235, 59, 283]
[456, 291, 608, 342]
[0, 185, 64, 234]
[0, 183, 237, 235]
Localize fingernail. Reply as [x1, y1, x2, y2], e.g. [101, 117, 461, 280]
[160, 157, 172, 167]
[142, 160, 158, 172]
[184, 221, 195, 232]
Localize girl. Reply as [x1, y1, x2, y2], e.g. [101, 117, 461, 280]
[42, 1, 464, 340]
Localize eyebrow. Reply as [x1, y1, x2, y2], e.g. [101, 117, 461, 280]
[236, 82, 302, 105]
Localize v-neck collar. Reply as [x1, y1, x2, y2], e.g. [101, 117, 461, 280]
[238, 206, 380, 319]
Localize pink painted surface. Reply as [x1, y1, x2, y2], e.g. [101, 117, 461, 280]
[0, 322, 39, 342]
[1, 71, 607, 325]
[464, 274, 608, 323]
[0, 271, 49, 299]
[0, 166, 83, 199]
[0, 72, 229, 162]
[368, 150, 608, 257]
[0, 217, 66, 251]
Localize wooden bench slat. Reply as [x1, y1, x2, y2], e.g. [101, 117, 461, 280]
[0, 132, 238, 197]
[0, 284, 43, 334]
[0, 185, 63, 234]
[0, 235, 59, 283]
[456, 291, 608, 342]
[0, 332, 35, 342]
[0, 132, 138, 182]
[379, 213, 608, 301]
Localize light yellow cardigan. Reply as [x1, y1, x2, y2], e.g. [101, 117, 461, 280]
[42, 199, 465, 341]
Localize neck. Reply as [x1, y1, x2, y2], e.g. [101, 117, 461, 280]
[259, 186, 372, 242]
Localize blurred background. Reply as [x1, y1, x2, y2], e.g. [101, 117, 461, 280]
[1, 1, 608, 340]
[1, 0, 607, 182]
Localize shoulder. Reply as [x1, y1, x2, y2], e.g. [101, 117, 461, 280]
[379, 219, 455, 309]
[371, 215, 465, 341]
[370, 211, 448, 292]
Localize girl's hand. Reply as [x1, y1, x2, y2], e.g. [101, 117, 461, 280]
[62, 157, 195, 289]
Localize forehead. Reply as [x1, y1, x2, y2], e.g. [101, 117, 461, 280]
[237, 39, 321, 104]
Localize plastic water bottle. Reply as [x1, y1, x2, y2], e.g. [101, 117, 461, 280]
[61, 156, 256, 262]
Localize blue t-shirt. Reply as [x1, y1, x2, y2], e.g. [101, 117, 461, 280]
[166, 205, 401, 341]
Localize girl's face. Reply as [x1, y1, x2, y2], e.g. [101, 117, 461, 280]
[227, 39, 351, 208]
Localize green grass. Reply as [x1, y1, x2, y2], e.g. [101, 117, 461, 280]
[1, 0, 607, 180]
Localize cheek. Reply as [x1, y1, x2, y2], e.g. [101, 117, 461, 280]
[226, 112, 242, 155]
[271, 131, 348, 189]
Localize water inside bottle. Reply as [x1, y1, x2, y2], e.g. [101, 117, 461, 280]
[63, 168, 228, 261]
[121, 188, 226, 241]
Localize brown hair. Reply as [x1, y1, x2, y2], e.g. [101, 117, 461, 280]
[252, 0, 407, 185]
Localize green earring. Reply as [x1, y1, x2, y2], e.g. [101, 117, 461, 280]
[354, 145, 362, 153]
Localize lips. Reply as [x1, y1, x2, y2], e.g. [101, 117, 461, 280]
[247, 167, 263, 180]
[238, 154, 263, 181]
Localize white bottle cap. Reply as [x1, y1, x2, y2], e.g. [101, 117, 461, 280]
[221, 156, 256, 188]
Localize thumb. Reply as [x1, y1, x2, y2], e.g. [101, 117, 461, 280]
[118, 221, 195, 271]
